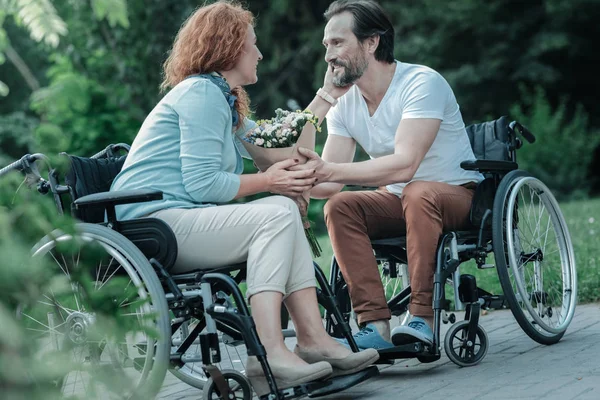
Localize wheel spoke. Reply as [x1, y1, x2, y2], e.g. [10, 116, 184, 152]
[495, 174, 576, 343]
[27, 226, 170, 398]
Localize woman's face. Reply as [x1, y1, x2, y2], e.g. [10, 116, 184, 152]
[233, 24, 263, 86]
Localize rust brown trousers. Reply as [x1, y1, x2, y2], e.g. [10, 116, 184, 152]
[324, 180, 477, 325]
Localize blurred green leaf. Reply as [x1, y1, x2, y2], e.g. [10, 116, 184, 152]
[510, 86, 600, 199]
[91, 0, 129, 28]
[0, 80, 8, 96]
[13, 0, 67, 47]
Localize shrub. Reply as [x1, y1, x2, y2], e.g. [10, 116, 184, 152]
[510, 86, 600, 200]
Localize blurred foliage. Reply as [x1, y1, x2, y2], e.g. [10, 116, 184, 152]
[0, 111, 37, 165]
[510, 86, 600, 200]
[0, 2, 155, 397]
[0, 174, 75, 397]
[0, 2, 599, 395]
[1, 0, 600, 224]
[0, 163, 157, 399]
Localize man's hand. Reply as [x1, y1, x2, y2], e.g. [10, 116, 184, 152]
[290, 147, 332, 183]
[322, 64, 353, 100]
[264, 158, 316, 197]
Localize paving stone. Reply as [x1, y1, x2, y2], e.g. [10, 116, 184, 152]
[157, 303, 600, 400]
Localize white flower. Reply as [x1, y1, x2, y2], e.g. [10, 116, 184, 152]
[248, 109, 317, 149]
[589, 217, 595, 224]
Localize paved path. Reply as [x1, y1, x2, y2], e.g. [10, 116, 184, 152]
[158, 303, 600, 400]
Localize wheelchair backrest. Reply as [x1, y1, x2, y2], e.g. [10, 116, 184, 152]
[63, 154, 127, 223]
[465, 116, 511, 161]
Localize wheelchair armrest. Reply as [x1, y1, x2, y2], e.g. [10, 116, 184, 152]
[460, 160, 518, 173]
[74, 189, 163, 209]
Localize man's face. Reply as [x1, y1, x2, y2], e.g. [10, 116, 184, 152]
[323, 12, 369, 87]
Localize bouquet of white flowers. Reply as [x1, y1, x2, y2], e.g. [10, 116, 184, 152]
[242, 108, 322, 257]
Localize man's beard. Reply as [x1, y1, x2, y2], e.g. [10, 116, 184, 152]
[332, 53, 368, 87]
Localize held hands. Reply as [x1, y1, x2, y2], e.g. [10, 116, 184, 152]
[264, 158, 316, 197]
[289, 147, 329, 182]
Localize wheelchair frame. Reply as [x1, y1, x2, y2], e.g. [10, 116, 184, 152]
[0, 117, 576, 396]
[324, 119, 577, 365]
[0, 144, 377, 400]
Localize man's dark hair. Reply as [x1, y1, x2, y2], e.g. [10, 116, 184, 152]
[324, 0, 395, 64]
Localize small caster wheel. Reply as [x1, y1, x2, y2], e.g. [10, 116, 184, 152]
[444, 320, 488, 367]
[442, 311, 457, 324]
[202, 369, 253, 400]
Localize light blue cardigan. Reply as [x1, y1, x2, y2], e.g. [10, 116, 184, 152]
[110, 76, 254, 220]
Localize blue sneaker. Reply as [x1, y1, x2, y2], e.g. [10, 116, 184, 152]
[335, 323, 394, 350]
[391, 317, 433, 346]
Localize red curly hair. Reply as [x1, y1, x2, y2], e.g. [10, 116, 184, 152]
[161, 1, 254, 128]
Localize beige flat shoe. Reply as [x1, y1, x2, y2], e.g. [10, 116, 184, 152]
[294, 346, 379, 377]
[245, 356, 332, 397]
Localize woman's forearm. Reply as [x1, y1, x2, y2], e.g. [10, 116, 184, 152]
[234, 173, 270, 199]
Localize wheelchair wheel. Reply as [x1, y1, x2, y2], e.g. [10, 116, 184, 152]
[379, 261, 411, 324]
[169, 316, 248, 389]
[350, 261, 410, 326]
[24, 223, 171, 398]
[492, 171, 577, 345]
[328, 257, 411, 335]
[201, 369, 253, 400]
[444, 320, 488, 367]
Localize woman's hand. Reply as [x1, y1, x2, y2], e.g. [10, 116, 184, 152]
[264, 158, 316, 197]
[289, 147, 331, 182]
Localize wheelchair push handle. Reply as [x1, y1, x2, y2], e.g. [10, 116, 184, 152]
[509, 121, 536, 144]
[91, 143, 131, 159]
[0, 153, 49, 179]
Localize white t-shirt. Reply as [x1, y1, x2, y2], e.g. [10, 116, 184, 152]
[326, 61, 483, 195]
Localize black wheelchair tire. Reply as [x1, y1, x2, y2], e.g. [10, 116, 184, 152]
[30, 223, 172, 398]
[201, 369, 253, 400]
[444, 320, 488, 367]
[492, 170, 566, 345]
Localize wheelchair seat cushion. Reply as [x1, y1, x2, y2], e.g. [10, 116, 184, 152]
[63, 154, 127, 223]
[465, 116, 510, 161]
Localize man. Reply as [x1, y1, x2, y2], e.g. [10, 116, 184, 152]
[298, 0, 483, 350]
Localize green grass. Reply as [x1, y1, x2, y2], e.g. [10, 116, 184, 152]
[557, 197, 600, 303]
[312, 197, 600, 304]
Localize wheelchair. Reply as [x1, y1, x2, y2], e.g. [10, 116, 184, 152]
[324, 117, 578, 367]
[0, 144, 377, 399]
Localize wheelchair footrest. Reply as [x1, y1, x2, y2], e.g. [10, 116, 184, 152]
[377, 342, 426, 360]
[303, 366, 379, 398]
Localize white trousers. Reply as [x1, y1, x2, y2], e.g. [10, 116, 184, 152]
[150, 195, 316, 299]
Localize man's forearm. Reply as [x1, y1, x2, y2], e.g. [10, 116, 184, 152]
[324, 154, 415, 187]
[306, 95, 333, 127]
[310, 182, 344, 199]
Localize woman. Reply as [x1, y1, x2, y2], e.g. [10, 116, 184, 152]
[109, 1, 378, 396]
